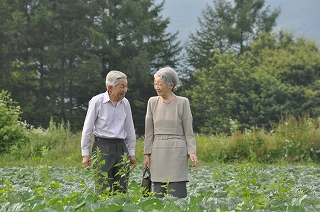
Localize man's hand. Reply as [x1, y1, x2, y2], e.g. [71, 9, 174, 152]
[82, 155, 90, 170]
[129, 155, 137, 170]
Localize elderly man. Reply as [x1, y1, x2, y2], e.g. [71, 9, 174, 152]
[81, 70, 137, 194]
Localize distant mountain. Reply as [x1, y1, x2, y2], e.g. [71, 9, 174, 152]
[155, 0, 320, 45]
[268, 0, 320, 43]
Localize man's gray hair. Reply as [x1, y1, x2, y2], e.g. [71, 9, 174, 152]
[106, 70, 127, 89]
[154, 67, 179, 92]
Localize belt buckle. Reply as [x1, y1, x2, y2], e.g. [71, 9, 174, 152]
[160, 135, 167, 140]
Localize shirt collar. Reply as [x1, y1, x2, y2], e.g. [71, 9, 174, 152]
[103, 91, 126, 105]
[103, 91, 110, 103]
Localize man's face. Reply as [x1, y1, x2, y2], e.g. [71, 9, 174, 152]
[109, 78, 128, 101]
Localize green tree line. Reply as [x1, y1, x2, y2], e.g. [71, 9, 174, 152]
[180, 0, 320, 134]
[182, 32, 320, 134]
[0, 0, 181, 135]
[1, 0, 320, 140]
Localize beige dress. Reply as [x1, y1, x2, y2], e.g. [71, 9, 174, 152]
[144, 96, 196, 182]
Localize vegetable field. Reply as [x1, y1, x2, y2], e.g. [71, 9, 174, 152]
[1, 164, 320, 211]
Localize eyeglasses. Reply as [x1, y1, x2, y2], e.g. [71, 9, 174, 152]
[154, 82, 166, 87]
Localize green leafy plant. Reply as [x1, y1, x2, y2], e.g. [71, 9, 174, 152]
[0, 90, 28, 153]
[0, 179, 14, 202]
[1, 163, 320, 211]
[90, 147, 112, 197]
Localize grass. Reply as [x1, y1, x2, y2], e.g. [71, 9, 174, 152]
[1, 115, 320, 167]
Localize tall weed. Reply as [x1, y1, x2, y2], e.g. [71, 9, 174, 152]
[2, 115, 320, 166]
[3, 119, 78, 166]
[271, 115, 320, 162]
[195, 115, 320, 164]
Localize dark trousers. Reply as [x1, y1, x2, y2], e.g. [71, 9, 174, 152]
[92, 137, 129, 194]
[153, 182, 187, 198]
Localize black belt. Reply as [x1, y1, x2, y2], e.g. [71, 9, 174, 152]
[94, 137, 123, 142]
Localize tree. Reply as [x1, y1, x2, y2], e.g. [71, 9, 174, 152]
[182, 32, 320, 134]
[0, 0, 13, 92]
[249, 32, 320, 118]
[0, 0, 98, 129]
[184, 0, 280, 72]
[230, 0, 280, 53]
[183, 49, 257, 134]
[0, 0, 181, 135]
[184, 0, 233, 72]
[47, 0, 100, 129]
[87, 0, 182, 134]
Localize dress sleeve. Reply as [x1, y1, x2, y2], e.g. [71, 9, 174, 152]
[182, 98, 196, 154]
[144, 98, 154, 155]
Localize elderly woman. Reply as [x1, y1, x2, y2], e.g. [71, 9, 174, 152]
[143, 67, 198, 198]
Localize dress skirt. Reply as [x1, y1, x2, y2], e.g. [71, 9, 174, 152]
[150, 135, 189, 182]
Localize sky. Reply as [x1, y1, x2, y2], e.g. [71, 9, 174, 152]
[155, 0, 320, 45]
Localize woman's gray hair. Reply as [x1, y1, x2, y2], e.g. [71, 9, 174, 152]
[106, 70, 127, 89]
[154, 67, 179, 92]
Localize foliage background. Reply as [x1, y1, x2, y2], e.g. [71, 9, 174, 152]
[0, 0, 320, 164]
[1, 0, 320, 138]
[0, 0, 181, 135]
[1, 1, 320, 211]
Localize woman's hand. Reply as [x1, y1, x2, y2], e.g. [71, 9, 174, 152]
[189, 153, 198, 167]
[143, 154, 150, 170]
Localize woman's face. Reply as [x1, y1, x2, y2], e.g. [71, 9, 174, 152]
[154, 76, 173, 96]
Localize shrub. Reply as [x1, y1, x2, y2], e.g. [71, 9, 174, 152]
[0, 90, 28, 153]
[9, 118, 73, 159]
